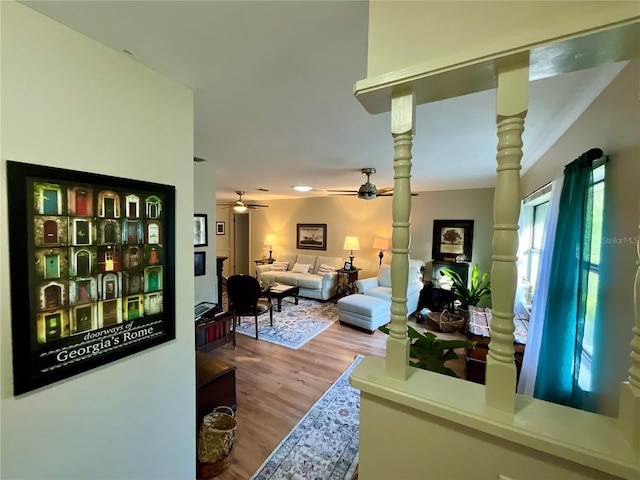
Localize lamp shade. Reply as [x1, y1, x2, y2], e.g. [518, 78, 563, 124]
[264, 234, 277, 246]
[343, 236, 360, 251]
[372, 237, 390, 251]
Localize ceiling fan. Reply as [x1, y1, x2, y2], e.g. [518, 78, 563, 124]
[226, 191, 269, 213]
[327, 168, 418, 200]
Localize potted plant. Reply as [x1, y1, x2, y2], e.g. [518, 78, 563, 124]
[441, 264, 491, 314]
[379, 325, 475, 377]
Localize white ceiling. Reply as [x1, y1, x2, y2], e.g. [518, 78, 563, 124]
[21, 1, 626, 202]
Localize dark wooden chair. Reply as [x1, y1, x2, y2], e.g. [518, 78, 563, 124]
[226, 274, 273, 339]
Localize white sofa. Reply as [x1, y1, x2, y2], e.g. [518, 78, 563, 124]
[255, 253, 344, 301]
[354, 259, 425, 315]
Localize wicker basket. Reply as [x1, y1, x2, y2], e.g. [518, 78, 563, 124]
[426, 309, 466, 333]
[197, 447, 234, 479]
[198, 406, 237, 464]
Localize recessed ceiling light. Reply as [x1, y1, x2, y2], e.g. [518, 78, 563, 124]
[292, 185, 312, 192]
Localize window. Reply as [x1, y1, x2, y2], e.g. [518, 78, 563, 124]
[521, 164, 605, 392]
[520, 186, 551, 309]
[579, 164, 605, 390]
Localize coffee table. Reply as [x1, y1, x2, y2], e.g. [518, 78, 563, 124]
[269, 284, 299, 312]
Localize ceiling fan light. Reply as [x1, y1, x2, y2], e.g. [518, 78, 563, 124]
[233, 204, 248, 213]
[292, 185, 312, 192]
[358, 192, 376, 200]
[358, 180, 377, 199]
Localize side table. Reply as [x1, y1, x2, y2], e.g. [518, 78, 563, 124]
[336, 268, 361, 298]
[254, 258, 275, 266]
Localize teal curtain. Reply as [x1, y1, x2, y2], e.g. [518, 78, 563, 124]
[534, 152, 594, 408]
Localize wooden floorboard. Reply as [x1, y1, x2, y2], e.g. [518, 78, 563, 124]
[198, 314, 465, 479]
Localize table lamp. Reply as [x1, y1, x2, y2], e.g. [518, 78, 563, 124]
[372, 237, 390, 266]
[343, 236, 360, 267]
[264, 234, 277, 261]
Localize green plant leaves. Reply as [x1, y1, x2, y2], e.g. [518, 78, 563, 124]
[378, 324, 476, 378]
[441, 264, 491, 307]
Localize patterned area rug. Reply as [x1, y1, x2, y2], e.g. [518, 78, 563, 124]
[235, 298, 338, 349]
[251, 355, 363, 480]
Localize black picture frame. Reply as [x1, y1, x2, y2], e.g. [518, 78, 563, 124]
[296, 223, 327, 251]
[343, 262, 352, 271]
[432, 219, 474, 262]
[194, 251, 206, 276]
[194, 214, 208, 247]
[216, 221, 225, 236]
[6, 160, 176, 395]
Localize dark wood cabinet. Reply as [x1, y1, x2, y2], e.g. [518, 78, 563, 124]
[432, 261, 469, 287]
[196, 352, 237, 422]
[416, 262, 470, 314]
[195, 310, 235, 352]
[417, 281, 457, 313]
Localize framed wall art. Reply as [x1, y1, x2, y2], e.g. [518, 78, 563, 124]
[194, 251, 206, 276]
[216, 221, 225, 235]
[194, 214, 208, 247]
[6, 160, 176, 395]
[296, 223, 327, 251]
[432, 219, 474, 262]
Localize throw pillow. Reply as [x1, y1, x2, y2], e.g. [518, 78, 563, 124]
[291, 262, 311, 274]
[270, 261, 289, 272]
[317, 264, 335, 276]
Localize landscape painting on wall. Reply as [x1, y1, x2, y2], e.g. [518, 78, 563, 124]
[6, 161, 176, 395]
[296, 223, 327, 250]
[432, 219, 474, 262]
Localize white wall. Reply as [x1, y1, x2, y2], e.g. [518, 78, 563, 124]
[1, 3, 195, 479]
[194, 160, 218, 304]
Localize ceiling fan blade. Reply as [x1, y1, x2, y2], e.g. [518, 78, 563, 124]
[329, 193, 356, 196]
[377, 187, 394, 193]
[374, 192, 419, 197]
[327, 189, 358, 193]
[247, 204, 269, 208]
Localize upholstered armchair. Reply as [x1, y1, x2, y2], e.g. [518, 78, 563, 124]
[355, 259, 425, 315]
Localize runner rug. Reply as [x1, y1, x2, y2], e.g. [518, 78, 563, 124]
[234, 298, 338, 350]
[251, 355, 363, 480]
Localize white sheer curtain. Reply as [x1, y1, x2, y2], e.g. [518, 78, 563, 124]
[517, 176, 563, 396]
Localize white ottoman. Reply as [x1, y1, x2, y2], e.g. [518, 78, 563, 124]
[337, 294, 390, 334]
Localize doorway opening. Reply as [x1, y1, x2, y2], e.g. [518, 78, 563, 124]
[234, 213, 250, 275]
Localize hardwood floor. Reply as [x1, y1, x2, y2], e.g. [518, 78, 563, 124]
[198, 315, 465, 479]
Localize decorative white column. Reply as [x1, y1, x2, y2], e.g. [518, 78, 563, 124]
[385, 86, 415, 380]
[485, 54, 529, 412]
[618, 199, 640, 452]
